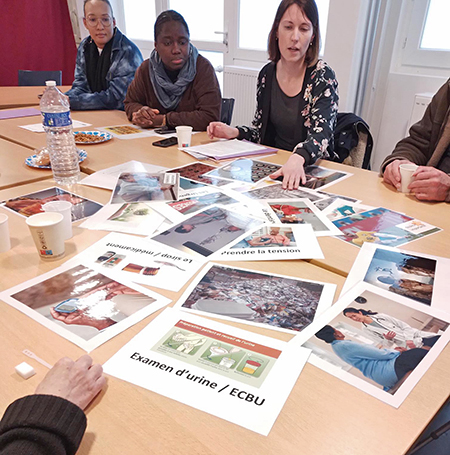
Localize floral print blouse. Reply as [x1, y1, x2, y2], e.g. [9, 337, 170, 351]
[236, 59, 339, 165]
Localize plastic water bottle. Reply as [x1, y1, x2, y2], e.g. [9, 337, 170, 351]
[40, 80, 80, 185]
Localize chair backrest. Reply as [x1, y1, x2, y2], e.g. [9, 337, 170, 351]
[220, 98, 235, 125]
[18, 70, 62, 86]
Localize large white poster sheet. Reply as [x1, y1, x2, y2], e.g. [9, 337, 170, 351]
[72, 232, 206, 292]
[332, 207, 441, 248]
[79, 161, 167, 190]
[341, 243, 450, 315]
[103, 308, 311, 435]
[174, 263, 335, 336]
[151, 206, 263, 259]
[0, 261, 171, 352]
[110, 172, 180, 204]
[259, 198, 341, 237]
[80, 202, 166, 236]
[299, 281, 450, 407]
[219, 224, 324, 261]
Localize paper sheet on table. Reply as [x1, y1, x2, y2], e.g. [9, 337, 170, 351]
[182, 139, 277, 160]
[79, 161, 167, 190]
[73, 232, 206, 292]
[174, 262, 335, 336]
[0, 261, 171, 352]
[103, 308, 311, 435]
[300, 281, 450, 408]
[341, 243, 450, 316]
[0, 108, 41, 120]
[219, 224, 324, 261]
[19, 120, 91, 132]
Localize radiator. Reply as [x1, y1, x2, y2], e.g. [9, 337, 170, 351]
[223, 66, 259, 127]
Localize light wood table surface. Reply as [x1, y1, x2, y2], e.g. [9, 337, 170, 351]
[0, 86, 71, 109]
[0, 111, 449, 454]
[0, 138, 53, 190]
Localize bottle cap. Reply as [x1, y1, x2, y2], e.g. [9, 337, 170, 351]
[45, 80, 57, 86]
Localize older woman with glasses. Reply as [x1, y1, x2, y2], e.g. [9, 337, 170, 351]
[66, 0, 143, 110]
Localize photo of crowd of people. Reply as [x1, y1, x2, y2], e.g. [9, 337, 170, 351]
[179, 264, 330, 333]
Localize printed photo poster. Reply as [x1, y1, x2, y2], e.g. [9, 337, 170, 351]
[80, 202, 166, 236]
[204, 158, 281, 184]
[299, 281, 450, 407]
[166, 162, 231, 187]
[174, 263, 336, 335]
[321, 198, 374, 221]
[220, 224, 324, 261]
[0, 262, 171, 352]
[300, 165, 352, 190]
[111, 172, 180, 204]
[341, 243, 450, 315]
[313, 192, 361, 211]
[242, 182, 326, 202]
[178, 177, 216, 199]
[152, 189, 245, 224]
[79, 161, 167, 190]
[73, 232, 206, 292]
[332, 207, 441, 248]
[1, 187, 102, 221]
[260, 198, 342, 236]
[151, 206, 263, 259]
[103, 308, 311, 435]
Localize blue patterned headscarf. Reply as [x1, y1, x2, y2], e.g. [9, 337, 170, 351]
[149, 43, 199, 111]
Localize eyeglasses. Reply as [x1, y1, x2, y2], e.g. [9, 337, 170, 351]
[85, 16, 113, 27]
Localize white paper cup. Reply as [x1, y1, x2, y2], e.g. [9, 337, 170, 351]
[399, 164, 418, 193]
[0, 213, 11, 253]
[176, 126, 193, 148]
[42, 200, 73, 240]
[26, 212, 65, 260]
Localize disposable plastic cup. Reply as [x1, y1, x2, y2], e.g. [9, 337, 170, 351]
[0, 213, 11, 253]
[176, 126, 193, 148]
[399, 164, 418, 193]
[26, 212, 65, 260]
[42, 200, 73, 239]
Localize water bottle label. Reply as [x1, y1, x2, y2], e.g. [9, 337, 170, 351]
[42, 111, 72, 127]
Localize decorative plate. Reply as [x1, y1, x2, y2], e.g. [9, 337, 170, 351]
[25, 150, 87, 169]
[73, 130, 112, 144]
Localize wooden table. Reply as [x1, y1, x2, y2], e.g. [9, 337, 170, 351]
[0, 138, 53, 190]
[0, 110, 449, 455]
[0, 86, 71, 110]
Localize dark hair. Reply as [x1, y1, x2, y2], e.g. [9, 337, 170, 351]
[174, 225, 190, 234]
[84, 0, 114, 17]
[315, 325, 336, 343]
[268, 0, 320, 65]
[354, 296, 367, 304]
[343, 307, 378, 317]
[154, 10, 190, 42]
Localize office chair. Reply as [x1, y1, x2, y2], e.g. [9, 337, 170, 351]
[18, 70, 62, 86]
[220, 98, 235, 125]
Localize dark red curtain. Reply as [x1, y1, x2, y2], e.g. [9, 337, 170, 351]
[0, 0, 77, 86]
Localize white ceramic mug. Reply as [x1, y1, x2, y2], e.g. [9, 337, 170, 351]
[26, 212, 65, 260]
[42, 200, 73, 239]
[176, 126, 193, 148]
[399, 163, 418, 193]
[0, 213, 11, 253]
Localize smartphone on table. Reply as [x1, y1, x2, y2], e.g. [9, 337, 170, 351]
[153, 137, 178, 147]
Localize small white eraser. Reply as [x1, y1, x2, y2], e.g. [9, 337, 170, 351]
[15, 362, 36, 379]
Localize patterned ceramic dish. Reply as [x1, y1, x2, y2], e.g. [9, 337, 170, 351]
[73, 130, 112, 144]
[25, 149, 87, 169]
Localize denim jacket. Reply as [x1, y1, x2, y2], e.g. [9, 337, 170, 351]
[66, 28, 143, 110]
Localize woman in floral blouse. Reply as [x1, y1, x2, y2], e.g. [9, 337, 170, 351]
[207, 0, 338, 190]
